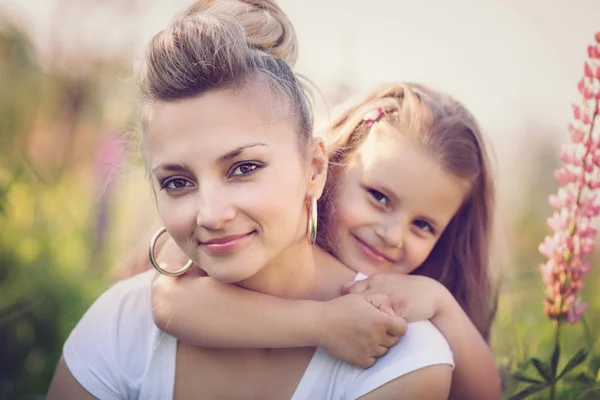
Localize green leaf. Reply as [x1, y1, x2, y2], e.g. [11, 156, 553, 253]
[508, 383, 549, 400]
[512, 372, 544, 384]
[558, 349, 589, 380]
[551, 343, 561, 376]
[565, 372, 595, 385]
[517, 358, 531, 371]
[0, 184, 6, 215]
[590, 356, 600, 376]
[581, 316, 596, 349]
[532, 358, 554, 383]
[575, 388, 600, 400]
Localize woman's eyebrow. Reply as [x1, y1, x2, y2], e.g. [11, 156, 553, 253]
[152, 163, 191, 174]
[217, 142, 268, 164]
[152, 142, 268, 173]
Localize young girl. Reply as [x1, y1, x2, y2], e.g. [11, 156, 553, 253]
[148, 2, 500, 400]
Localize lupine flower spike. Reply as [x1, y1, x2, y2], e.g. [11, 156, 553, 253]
[539, 32, 600, 324]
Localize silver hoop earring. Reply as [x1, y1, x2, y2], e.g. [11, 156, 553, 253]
[149, 227, 193, 277]
[307, 196, 318, 245]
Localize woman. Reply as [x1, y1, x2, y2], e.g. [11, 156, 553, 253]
[47, 2, 454, 399]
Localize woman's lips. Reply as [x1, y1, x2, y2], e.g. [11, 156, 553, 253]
[353, 234, 393, 264]
[200, 232, 254, 256]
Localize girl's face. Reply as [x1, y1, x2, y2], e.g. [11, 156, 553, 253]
[146, 87, 326, 286]
[327, 126, 470, 276]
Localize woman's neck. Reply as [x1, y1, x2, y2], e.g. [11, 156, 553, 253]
[237, 241, 357, 301]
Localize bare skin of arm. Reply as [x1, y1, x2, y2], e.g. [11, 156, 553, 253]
[432, 296, 500, 400]
[359, 364, 453, 400]
[151, 236, 407, 368]
[47, 357, 98, 400]
[152, 237, 498, 397]
[344, 273, 501, 400]
[153, 269, 407, 368]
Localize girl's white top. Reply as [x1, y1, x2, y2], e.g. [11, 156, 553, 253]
[64, 270, 454, 399]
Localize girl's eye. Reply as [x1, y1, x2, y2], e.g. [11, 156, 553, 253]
[231, 163, 260, 177]
[413, 220, 434, 234]
[162, 178, 193, 191]
[367, 189, 389, 207]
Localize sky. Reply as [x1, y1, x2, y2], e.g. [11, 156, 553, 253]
[1, 0, 599, 183]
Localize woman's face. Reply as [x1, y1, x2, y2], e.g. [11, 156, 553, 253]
[146, 87, 325, 285]
[326, 126, 470, 276]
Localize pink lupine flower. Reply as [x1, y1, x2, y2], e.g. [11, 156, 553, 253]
[567, 298, 588, 324]
[95, 131, 123, 187]
[539, 33, 600, 324]
[93, 131, 124, 257]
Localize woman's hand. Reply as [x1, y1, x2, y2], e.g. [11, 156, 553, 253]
[341, 273, 452, 323]
[317, 293, 408, 368]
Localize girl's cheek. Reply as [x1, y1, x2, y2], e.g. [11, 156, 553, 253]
[408, 241, 437, 273]
[333, 196, 363, 233]
[334, 182, 371, 227]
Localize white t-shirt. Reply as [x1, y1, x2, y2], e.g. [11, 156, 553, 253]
[64, 270, 454, 400]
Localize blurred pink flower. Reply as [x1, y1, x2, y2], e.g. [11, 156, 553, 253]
[95, 131, 123, 187]
[539, 32, 600, 324]
[92, 130, 124, 261]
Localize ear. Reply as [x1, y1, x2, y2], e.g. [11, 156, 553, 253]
[306, 137, 328, 200]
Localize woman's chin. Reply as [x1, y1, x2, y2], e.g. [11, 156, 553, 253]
[202, 267, 256, 285]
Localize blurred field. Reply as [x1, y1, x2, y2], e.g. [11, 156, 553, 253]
[0, 1, 599, 399]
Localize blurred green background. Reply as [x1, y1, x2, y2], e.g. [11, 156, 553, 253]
[1, 1, 599, 399]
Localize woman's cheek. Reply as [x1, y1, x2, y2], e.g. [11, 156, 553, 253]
[159, 196, 195, 244]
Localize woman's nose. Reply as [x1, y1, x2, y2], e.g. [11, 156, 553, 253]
[195, 183, 236, 230]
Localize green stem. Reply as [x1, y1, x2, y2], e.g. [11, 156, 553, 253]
[550, 321, 561, 400]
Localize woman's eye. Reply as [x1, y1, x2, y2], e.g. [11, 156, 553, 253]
[231, 163, 259, 177]
[413, 220, 434, 234]
[367, 189, 388, 207]
[162, 178, 193, 191]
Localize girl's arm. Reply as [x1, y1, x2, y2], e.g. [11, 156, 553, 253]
[151, 239, 407, 367]
[431, 293, 500, 400]
[153, 273, 406, 367]
[343, 273, 501, 400]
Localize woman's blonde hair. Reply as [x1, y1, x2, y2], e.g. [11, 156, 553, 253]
[139, 0, 312, 152]
[318, 83, 498, 341]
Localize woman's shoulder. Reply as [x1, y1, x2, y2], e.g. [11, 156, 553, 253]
[347, 320, 454, 398]
[62, 270, 169, 399]
[293, 320, 453, 400]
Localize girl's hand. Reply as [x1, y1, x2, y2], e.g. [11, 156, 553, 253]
[317, 293, 408, 368]
[341, 273, 452, 323]
[154, 236, 409, 368]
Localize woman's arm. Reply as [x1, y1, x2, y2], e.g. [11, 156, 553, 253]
[47, 357, 100, 400]
[153, 270, 407, 368]
[47, 274, 147, 400]
[360, 364, 452, 400]
[343, 273, 501, 400]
